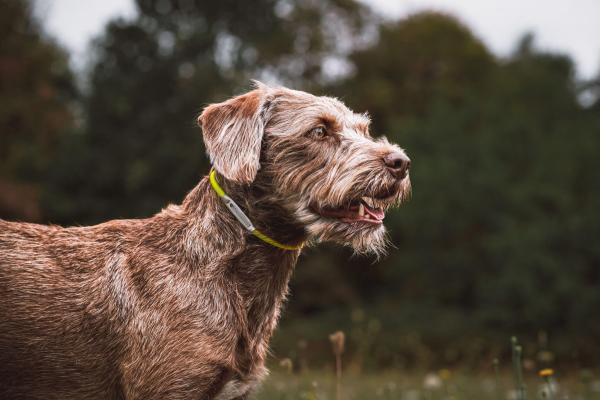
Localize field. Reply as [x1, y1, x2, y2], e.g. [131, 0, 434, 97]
[258, 335, 599, 400]
[256, 369, 600, 400]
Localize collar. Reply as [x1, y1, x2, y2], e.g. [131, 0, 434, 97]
[209, 169, 304, 251]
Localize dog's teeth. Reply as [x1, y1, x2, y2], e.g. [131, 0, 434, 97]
[358, 203, 364, 217]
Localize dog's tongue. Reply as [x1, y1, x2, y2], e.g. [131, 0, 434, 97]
[360, 200, 384, 220]
[320, 200, 384, 223]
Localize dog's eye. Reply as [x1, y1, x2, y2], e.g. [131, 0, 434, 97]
[309, 126, 328, 139]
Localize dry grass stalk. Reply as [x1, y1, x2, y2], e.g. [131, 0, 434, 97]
[279, 358, 293, 374]
[329, 331, 345, 400]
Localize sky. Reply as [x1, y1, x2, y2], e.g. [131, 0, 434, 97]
[36, 0, 600, 79]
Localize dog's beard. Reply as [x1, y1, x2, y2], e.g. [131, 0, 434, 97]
[293, 202, 391, 258]
[279, 172, 410, 258]
[311, 219, 390, 257]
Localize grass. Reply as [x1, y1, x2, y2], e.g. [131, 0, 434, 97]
[256, 336, 600, 400]
[256, 369, 600, 400]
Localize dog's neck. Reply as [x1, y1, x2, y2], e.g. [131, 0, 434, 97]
[157, 173, 307, 370]
[210, 171, 307, 247]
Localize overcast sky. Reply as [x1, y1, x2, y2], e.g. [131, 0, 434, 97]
[36, 0, 600, 79]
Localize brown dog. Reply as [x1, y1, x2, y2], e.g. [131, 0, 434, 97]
[0, 82, 410, 399]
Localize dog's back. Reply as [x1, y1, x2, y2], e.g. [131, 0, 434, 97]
[0, 220, 127, 398]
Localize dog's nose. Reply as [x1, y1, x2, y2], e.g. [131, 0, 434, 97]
[383, 151, 411, 179]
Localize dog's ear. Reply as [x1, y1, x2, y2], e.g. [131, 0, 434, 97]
[198, 88, 268, 184]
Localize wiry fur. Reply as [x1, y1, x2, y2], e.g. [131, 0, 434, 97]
[258, 84, 411, 257]
[0, 82, 410, 399]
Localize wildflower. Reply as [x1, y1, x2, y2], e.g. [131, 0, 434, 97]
[423, 373, 442, 390]
[539, 369, 554, 378]
[539, 369, 557, 400]
[439, 369, 451, 380]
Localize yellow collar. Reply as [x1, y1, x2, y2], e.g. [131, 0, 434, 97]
[209, 169, 304, 251]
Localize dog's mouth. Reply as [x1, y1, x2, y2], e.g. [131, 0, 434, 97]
[312, 197, 386, 225]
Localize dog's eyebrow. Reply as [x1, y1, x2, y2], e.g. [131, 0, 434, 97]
[319, 114, 342, 133]
[354, 114, 371, 136]
[356, 121, 370, 135]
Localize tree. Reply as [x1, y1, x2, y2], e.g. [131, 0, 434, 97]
[43, 0, 375, 224]
[334, 12, 495, 130]
[0, 0, 75, 220]
[325, 20, 600, 363]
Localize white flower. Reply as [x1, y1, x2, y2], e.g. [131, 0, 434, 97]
[423, 373, 442, 390]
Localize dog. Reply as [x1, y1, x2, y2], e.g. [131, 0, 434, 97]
[0, 82, 411, 399]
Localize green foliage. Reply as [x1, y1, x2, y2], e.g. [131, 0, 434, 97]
[42, 0, 374, 223]
[0, 0, 75, 219]
[286, 13, 600, 365]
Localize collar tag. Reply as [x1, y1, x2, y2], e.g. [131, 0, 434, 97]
[221, 195, 254, 232]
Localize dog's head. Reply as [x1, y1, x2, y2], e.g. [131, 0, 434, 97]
[199, 82, 411, 256]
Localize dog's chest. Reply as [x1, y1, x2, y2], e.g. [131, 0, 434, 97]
[213, 363, 267, 400]
[214, 379, 253, 400]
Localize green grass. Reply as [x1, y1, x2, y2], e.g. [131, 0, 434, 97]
[255, 369, 600, 400]
[261, 335, 599, 399]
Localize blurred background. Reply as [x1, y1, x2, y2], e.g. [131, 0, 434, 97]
[1, 0, 600, 391]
